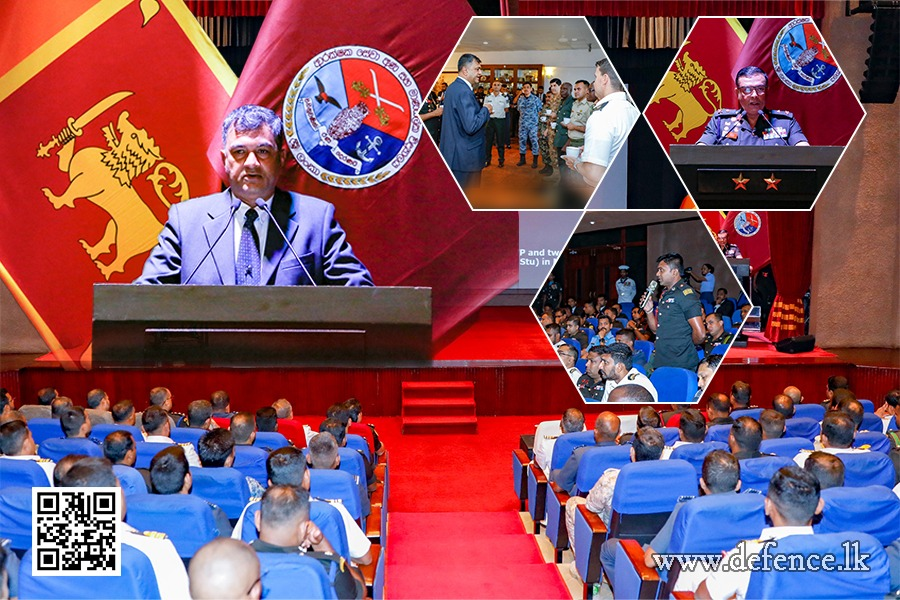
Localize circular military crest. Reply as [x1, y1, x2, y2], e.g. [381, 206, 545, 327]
[283, 46, 422, 189]
[734, 211, 761, 237]
[771, 17, 841, 94]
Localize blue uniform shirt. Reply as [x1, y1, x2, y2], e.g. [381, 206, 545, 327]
[697, 108, 808, 146]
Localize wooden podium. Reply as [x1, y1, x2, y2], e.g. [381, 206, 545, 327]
[670, 145, 843, 210]
[92, 284, 432, 367]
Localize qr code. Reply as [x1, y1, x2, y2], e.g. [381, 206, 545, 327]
[32, 488, 121, 576]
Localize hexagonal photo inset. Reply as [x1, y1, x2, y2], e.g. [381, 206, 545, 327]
[533, 210, 750, 405]
[645, 17, 865, 211]
[423, 17, 639, 210]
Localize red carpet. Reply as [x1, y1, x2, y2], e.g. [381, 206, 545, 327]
[433, 306, 555, 361]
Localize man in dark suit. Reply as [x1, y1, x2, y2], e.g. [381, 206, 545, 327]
[438, 53, 490, 189]
[135, 104, 372, 286]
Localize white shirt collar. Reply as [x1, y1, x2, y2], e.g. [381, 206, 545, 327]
[458, 76, 473, 91]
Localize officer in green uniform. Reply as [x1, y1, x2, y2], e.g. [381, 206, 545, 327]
[642, 253, 706, 372]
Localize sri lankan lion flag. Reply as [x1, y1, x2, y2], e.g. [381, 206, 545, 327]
[0, 0, 234, 369]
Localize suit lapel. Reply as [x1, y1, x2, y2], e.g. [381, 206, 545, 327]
[261, 189, 297, 285]
[204, 192, 236, 285]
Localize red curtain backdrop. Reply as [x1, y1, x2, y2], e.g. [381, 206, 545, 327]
[184, 1, 273, 17]
[519, 1, 825, 18]
[765, 212, 813, 342]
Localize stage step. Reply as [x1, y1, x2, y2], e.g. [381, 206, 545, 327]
[401, 382, 476, 434]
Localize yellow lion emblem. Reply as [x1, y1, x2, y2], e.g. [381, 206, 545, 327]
[38, 92, 189, 279]
[652, 52, 723, 142]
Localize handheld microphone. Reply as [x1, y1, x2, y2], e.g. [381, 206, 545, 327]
[758, 111, 788, 146]
[638, 280, 659, 311]
[255, 198, 318, 287]
[183, 197, 241, 285]
[714, 110, 745, 145]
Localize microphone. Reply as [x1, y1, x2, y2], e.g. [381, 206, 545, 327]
[758, 110, 788, 146]
[255, 198, 318, 287]
[714, 110, 745, 145]
[638, 280, 659, 311]
[183, 196, 241, 285]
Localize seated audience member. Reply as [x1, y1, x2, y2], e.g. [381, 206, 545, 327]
[558, 344, 582, 383]
[235, 447, 373, 565]
[231, 412, 258, 446]
[783, 385, 804, 406]
[199, 429, 264, 500]
[706, 393, 734, 426]
[618, 404, 662, 445]
[112, 400, 140, 428]
[144, 386, 182, 430]
[599, 343, 658, 403]
[759, 409, 786, 440]
[343, 397, 384, 457]
[640, 451, 742, 586]
[52, 453, 88, 487]
[102, 430, 138, 467]
[662, 409, 707, 459]
[552, 412, 621, 495]
[607, 385, 655, 404]
[0, 410, 25, 426]
[730, 381, 753, 410]
[564, 316, 590, 351]
[150, 445, 232, 536]
[185, 400, 217, 430]
[85, 388, 114, 425]
[60, 406, 97, 441]
[210, 390, 235, 420]
[576, 349, 606, 401]
[0, 390, 13, 422]
[189, 538, 261, 600]
[540, 312, 554, 327]
[566, 427, 666, 575]
[545, 322, 564, 349]
[712, 288, 734, 318]
[50, 396, 74, 419]
[876, 389, 899, 432]
[771, 394, 795, 419]
[803, 451, 845, 489]
[702, 313, 733, 358]
[793, 412, 869, 466]
[533, 408, 585, 475]
[615, 328, 647, 368]
[695, 467, 824, 600]
[272, 399, 305, 447]
[59, 456, 190, 599]
[318, 418, 375, 487]
[693, 355, 723, 403]
[0, 420, 55, 483]
[836, 396, 865, 431]
[143, 405, 201, 467]
[627, 307, 654, 342]
[729, 416, 765, 460]
[587, 316, 615, 350]
[256, 407, 279, 433]
[251, 485, 364, 599]
[822, 375, 850, 409]
[18, 387, 57, 420]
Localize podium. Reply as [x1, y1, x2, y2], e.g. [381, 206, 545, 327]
[92, 284, 432, 367]
[670, 145, 843, 210]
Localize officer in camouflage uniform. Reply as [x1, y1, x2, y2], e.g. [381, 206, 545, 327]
[538, 78, 562, 175]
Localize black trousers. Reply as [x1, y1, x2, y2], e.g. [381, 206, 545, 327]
[485, 118, 507, 164]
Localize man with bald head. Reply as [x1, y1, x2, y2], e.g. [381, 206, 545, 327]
[189, 538, 261, 600]
[551, 411, 621, 496]
[706, 392, 734, 426]
[783, 386, 803, 405]
[772, 394, 795, 419]
[533, 408, 585, 476]
[607, 384, 655, 404]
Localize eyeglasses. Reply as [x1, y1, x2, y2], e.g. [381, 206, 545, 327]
[739, 86, 767, 96]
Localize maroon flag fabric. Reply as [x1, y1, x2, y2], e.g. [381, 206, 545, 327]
[734, 17, 864, 146]
[212, 0, 518, 343]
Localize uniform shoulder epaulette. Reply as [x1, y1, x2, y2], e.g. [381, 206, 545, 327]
[36, 458, 53, 463]
[682, 288, 694, 296]
[177, 442, 193, 449]
[142, 530, 168, 539]
[626, 372, 639, 381]
[716, 109, 741, 117]
[768, 109, 794, 118]
[797, 448, 813, 454]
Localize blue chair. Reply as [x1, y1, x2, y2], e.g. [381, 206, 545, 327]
[633, 340, 654, 360]
[309, 469, 362, 521]
[20, 544, 161, 598]
[816, 486, 900, 545]
[254, 431, 290, 452]
[0, 486, 33, 550]
[736, 293, 749, 307]
[345, 433, 371, 461]
[585, 317, 599, 331]
[336, 447, 369, 517]
[887, 416, 898, 431]
[610, 327, 620, 337]
[709, 344, 729, 356]
[793, 403, 825, 421]
[840, 452, 895, 488]
[731, 408, 763, 420]
[633, 363, 647, 375]
[169, 427, 206, 453]
[701, 301, 714, 315]
[549, 431, 596, 472]
[233, 445, 269, 487]
[670, 441, 729, 477]
[860, 413, 883, 433]
[126, 493, 217, 557]
[112, 464, 148, 496]
[239, 500, 350, 561]
[38, 437, 102, 462]
[91, 423, 144, 441]
[381, 452, 390, 543]
[257, 551, 338, 599]
[722, 315, 732, 330]
[745, 532, 890, 599]
[854, 431, 891, 453]
[373, 545, 386, 600]
[0, 457, 52, 489]
[704, 424, 731, 444]
[620, 303, 634, 318]
[759, 437, 814, 458]
[575, 358, 587, 373]
[26, 418, 63, 445]
[649, 367, 698, 404]
[697, 348, 705, 361]
[655, 427, 680, 446]
[739, 456, 795, 493]
[859, 399, 875, 413]
[190, 467, 251, 519]
[561, 337, 581, 355]
[784, 417, 820, 441]
[134, 442, 174, 469]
